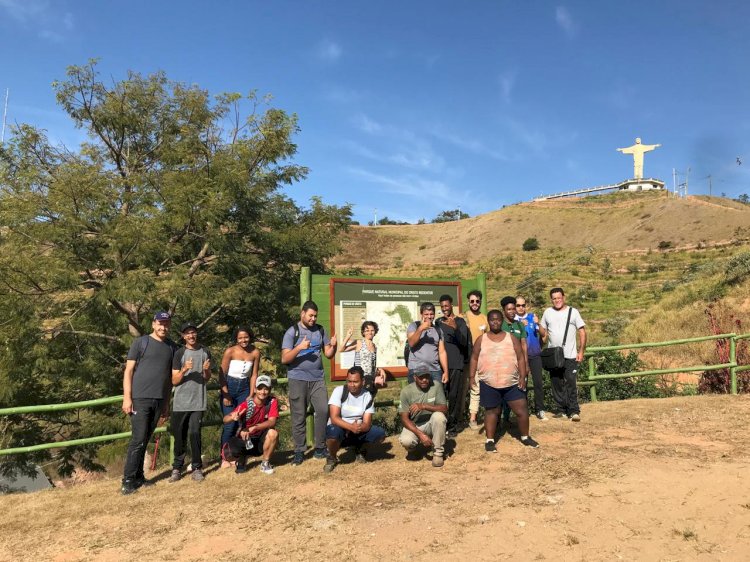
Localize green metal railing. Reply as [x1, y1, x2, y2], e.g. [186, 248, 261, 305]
[0, 379, 404, 458]
[586, 332, 748, 401]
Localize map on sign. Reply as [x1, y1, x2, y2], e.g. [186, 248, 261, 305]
[331, 280, 461, 380]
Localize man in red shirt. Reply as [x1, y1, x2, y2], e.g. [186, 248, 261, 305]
[222, 375, 279, 474]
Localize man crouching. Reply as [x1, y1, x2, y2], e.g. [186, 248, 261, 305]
[324, 366, 385, 473]
[398, 371, 448, 467]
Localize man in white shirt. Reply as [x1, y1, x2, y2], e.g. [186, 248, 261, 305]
[540, 287, 587, 422]
[324, 366, 385, 473]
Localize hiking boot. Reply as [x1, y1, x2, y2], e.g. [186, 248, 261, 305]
[120, 480, 138, 495]
[432, 454, 445, 468]
[191, 469, 205, 482]
[521, 436, 540, 448]
[570, 413, 581, 422]
[405, 448, 422, 461]
[323, 457, 337, 473]
[168, 469, 182, 483]
[536, 410, 549, 421]
[484, 440, 497, 453]
[313, 448, 328, 460]
[259, 461, 274, 475]
[291, 451, 305, 466]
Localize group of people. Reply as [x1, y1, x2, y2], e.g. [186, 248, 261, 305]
[119, 288, 586, 494]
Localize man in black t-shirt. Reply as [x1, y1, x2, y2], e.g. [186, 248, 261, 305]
[121, 311, 176, 495]
[436, 294, 470, 437]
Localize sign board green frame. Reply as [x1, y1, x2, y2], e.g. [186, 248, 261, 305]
[298, 267, 487, 382]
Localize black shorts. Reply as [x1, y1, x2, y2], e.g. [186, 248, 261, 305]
[479, 381, 526, 409]
[225, 430, 268, 460]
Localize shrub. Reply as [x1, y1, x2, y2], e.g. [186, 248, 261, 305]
[602, 317, 630, 340]
[579, 350, 663, 401]
[724, 251, 750, 285]
[658, 240, 674, 250]
[522, 237, 540, 251]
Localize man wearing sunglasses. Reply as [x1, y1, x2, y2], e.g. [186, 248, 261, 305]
[463, 290, 488, 431]
[515, 296, 548, 420]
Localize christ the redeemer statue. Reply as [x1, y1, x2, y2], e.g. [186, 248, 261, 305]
[617, 137, 661, 179]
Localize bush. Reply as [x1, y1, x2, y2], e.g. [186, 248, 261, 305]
[579, 350, 663, 402]
[522, 237, 540, 251]
[724, 251, 750, 285]
[658, 240, 674, 250]
[602, 317, 630, 341]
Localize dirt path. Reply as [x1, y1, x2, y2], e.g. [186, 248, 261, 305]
[2, 395, 749, 561]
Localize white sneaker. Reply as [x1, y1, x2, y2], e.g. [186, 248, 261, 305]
[259, 460, 274, 475]
[570, 413, 581, 422]
[536, 410, 549, 421]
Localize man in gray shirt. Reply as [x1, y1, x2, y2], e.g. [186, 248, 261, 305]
[406, 302, 449, 386]
[121, 311, 176, 495]
[540, 288, 587, 422]
[169, 322, 212, 483]
[281, 300, 337, 466]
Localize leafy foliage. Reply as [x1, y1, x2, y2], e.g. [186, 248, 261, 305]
[0, 61, 352, 475]
[522, 237, 540, 251]
[579, 350, 664, 401]
[431, 209, 469, 223]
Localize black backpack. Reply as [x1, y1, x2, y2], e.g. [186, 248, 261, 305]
[292, 323, 325, 347]
[133, 335, 177, 370]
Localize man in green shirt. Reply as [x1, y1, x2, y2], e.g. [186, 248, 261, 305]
[398, 372, 448, 468]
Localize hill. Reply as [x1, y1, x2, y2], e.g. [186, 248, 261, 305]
[2, 395, 748, 561]
[334, 192, 750, 268]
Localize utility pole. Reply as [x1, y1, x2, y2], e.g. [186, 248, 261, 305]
[1, 89, 8, 144]
[374, 208, 377, 226]
[685, 167, 690, 197]
[672, 168, 677, 197]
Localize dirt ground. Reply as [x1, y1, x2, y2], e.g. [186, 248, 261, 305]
[1, 394, 749, 562]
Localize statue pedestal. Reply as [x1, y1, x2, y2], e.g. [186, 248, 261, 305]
[616, 178, 665, 192]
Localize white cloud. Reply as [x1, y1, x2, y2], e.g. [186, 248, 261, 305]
[0, 0, 74, 41]
[429, 127, 510, 161]
[352, 113, 383, 134]
[317, 39, 342, 62]
[555, 6, 578, 38]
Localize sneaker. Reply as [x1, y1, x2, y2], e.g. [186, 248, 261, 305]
[168, 469, 182, 483]
[323, 457, 337, 473]
[355, 449, 368, 464]
[235, 460, 248, 474]
[120, 481, 138, 495]
[432, 454, 444, 468]
[570, 413, 581, 422]
[536, 410, 549, 421]
[521, 436, 540, 448]
[134, 477, 155, 488]
[259, 461, 274, 475]
[191, 469, 205, 482]
[405, 449, 422, 461]
[446, 429, 458, 439]
[468, 420, 480, 431]
[554, 412, 568, 419]
[313, 448, 328, 460]
[291, 451, 305, 466]
[484, 440, 497, 453]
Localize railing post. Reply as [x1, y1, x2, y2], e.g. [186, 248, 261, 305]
[588, 355, 597, 402]
[305, 409, 314, 448]
[730, 336, 738, 395]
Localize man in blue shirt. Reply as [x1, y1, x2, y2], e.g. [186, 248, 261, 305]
[515, 296, 548, 420]
[281, 300, 337, 466]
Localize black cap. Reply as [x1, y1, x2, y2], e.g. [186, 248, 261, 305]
[180, 322, 198, 333]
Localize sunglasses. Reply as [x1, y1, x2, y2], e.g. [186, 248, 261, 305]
[469, 299, 480, 304]
[516, 303, 526, 307]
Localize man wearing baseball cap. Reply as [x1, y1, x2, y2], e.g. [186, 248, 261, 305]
[121, 311, 177, 495]
[222, 375, 279, 475]
[168, 322, 212, 483]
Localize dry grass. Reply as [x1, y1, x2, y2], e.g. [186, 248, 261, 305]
[2, 394, 750, 561]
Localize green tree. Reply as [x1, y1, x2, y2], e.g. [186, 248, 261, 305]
[0, 61, 352, 476]
[431, 209, 469, 223]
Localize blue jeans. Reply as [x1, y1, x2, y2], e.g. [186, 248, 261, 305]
[220, 377, 250, 448]
[325, 424, 386, 447]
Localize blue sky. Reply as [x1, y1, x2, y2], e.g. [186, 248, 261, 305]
[1, 0, 748, 224]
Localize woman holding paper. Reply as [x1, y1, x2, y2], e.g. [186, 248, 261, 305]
[341, 321, 387, 393]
